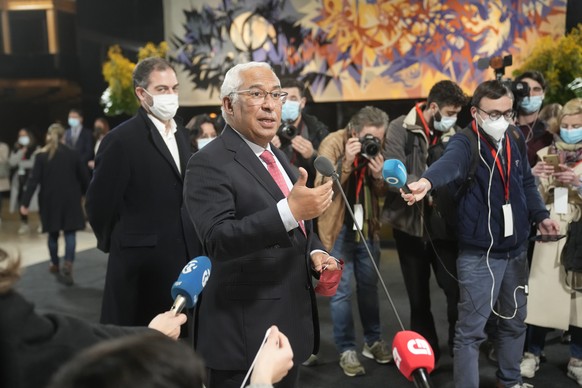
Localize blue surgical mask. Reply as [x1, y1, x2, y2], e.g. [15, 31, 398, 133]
[434, 115, 457, 132]
[519, 95, 544, 114]
[68, 117, 80, 128]
[197, 137, 216, 149]
[281, 100, 301, 122]
[560, 127, 582, 144]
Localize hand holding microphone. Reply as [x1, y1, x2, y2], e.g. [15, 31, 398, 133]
[170, 256, 212, 315]
[381, 159, 432, 205]
[250, 326, 294, 386]
[147, 311, 187, 340]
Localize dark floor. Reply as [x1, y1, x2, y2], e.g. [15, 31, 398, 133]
[16, 248, 576, 388]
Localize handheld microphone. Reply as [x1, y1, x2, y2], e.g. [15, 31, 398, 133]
[314, 155, 405, 331]
[382, 159, 412, 193]
[170, 256, 212, 315]
[392, 331, 435, 388]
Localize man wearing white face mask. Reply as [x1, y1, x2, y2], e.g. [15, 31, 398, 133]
[272, 78, 329, 189]
[515, 71, 553, 167]
[402, 79, 560, 388]
[382, 80, 468, 363]
[86, 57, 201, 328]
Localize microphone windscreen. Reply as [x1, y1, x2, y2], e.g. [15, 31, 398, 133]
[170, 256, 212, 309]
[392, 330, 435, 381]
[314, 156, 336, 177]
[382, 159, 408, 189]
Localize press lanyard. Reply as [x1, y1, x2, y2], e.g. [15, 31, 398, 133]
[354, 158, 367, 203]
[415, 102, 438, 146]
[472, 121, 512, 203]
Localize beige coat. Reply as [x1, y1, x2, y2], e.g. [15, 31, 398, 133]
[314, 129, 387, 251]
[526, 144, 582, 330]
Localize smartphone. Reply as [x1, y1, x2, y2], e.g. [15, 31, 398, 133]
[529, 234, 567, 242]
[543, 154, 560, 168]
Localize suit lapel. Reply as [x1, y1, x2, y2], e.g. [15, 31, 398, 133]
[140, 109, 183, 180]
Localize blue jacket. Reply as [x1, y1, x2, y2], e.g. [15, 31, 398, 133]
[423, 123, 549, 258]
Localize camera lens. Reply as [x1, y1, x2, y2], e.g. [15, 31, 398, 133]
[360, 135, 381, 159]
[279, 124, 298, 140]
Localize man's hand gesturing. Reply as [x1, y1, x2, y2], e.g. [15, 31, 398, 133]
[288, 167, 333, 221]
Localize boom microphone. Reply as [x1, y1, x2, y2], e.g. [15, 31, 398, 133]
[170, 256, 212, 315]
[392, 331, 435, 388]
[382, 159, 412, 193]
[314, 155, 405, 331]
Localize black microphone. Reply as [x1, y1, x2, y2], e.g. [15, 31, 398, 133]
[170, 256, 212, 315]
[314, 155, 405, 331]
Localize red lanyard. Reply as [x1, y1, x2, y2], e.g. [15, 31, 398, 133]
[415, 102, 438, 146]
[472, 121, 512, 202]
[353, 159, 367, 202]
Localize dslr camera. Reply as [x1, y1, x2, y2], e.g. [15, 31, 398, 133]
[360, 134, 381, 160]
[278, 122, 298, 141]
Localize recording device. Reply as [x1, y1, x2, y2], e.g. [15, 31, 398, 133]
[477, 53, 530, 108]
[170, 256, 212, 315]
[382, 159, 412, 194]
[392, 331, 435, 388]
[314, 155, 406, 331]
[360, 134, 381, 159]
[529, 234, 566, 242]
[542, 154, 560, 169]
[277, 121, 298, 141]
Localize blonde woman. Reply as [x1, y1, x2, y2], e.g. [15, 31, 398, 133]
[523, 98, 582, 385]
[20, 123, 89, 285]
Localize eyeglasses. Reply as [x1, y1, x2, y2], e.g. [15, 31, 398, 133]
[230, 88, 288, 105]
[476, 106, 515, 121]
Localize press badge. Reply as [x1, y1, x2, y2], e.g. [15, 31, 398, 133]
[554, 187, 568, 215]
[353, 204, 363, 231]
[503, 203, 514, 237]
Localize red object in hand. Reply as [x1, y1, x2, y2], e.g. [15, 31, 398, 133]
[314, 259, 344, 296]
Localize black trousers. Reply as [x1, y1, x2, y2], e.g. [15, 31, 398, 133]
[206, 364, 299, 388]
[393, 229, 460, 361]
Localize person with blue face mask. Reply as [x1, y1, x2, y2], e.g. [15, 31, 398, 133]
[271, 78, 329, 190]
[521, 98, 582, 386]
[382, 80, 468, 365]
[515, 71, 553, 168]
[64, 109, 94, 173]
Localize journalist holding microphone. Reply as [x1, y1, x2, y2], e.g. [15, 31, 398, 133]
[184, 61, 338, 388]
[401, 79, 559, 388]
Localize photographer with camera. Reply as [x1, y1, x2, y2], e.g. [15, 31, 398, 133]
[315, 106, 392, 377]
[514, 71, 554, 167]
[382, 80, 468, 363]
[272, 78, 329, 188]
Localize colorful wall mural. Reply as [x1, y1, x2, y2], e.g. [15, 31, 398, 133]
[163, 0, 567, 106]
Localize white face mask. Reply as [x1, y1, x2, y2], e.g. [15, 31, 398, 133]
[477, 113, 509, 142]
[434, 115, 457, 132]
[144, 89, 179, 121]
[197, 137, 216, 149]
[18, 136, 30, 146]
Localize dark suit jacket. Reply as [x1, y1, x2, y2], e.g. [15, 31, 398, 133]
[65, 126, 94, 166]
[184, 125, 324, 371]
[85, 108, 200, 327]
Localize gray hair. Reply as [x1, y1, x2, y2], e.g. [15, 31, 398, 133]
[220, 62, 275, 123]
[348, 106, 389, 133]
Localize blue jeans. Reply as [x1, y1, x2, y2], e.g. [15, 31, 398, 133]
[527, 324, 582, 359]
[48, 231, 76, 266]
[330, 225, 381, 353]
[454, 248, 528, 388]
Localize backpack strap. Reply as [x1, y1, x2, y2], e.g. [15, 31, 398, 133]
[506, 125, 527, 161]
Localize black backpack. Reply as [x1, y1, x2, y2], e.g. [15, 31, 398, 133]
[405, 125, 526, 238]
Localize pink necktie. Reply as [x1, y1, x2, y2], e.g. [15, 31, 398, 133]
[260, 150, 289, 197]
[260, 150, 305, 235]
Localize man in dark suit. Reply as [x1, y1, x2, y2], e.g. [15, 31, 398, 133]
[85, 57, 199, 327]
[184, 62, 337, 388]
[65, 108, 94, 170]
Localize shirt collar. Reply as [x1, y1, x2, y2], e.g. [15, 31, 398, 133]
[148, 113, 177, 137]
